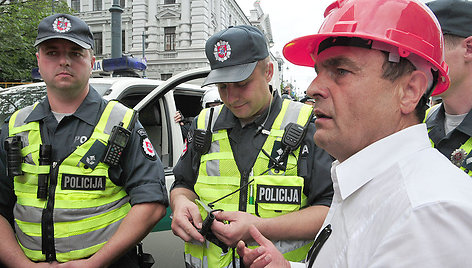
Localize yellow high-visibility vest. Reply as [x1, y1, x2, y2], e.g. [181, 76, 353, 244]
[9, 101, 134, 262]
[185, 100, 314, 268]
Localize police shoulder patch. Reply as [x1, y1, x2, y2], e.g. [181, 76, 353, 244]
[137, 128, 157, 161]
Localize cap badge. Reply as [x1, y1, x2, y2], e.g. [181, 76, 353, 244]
[53, 17, 72, 33]
[214, 40, 231, 62]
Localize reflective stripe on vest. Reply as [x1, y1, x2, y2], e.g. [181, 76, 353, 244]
[9, 101, 134, 262]
[186, 100, 314, 267]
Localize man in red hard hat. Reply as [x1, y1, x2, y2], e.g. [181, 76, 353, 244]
[237, 0, 472, 267]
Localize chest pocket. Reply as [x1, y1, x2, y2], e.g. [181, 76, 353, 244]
[253, 175, 306, 218]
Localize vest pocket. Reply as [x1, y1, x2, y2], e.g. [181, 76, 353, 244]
[255, 202, 301, 218]
[253, 175, 304, 218]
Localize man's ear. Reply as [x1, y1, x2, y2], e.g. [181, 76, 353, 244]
[90, 54, 96, 75]
[463, 36, 472, 62]
[399, 70, 428, 115]
[265, 61, 274, 82]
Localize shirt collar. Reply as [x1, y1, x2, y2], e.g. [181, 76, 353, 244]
[73, 86, 102, 126]
[333, 124, 431, 200]
[427, 103, 472, 139]
[456, 107, 472, 136]
[426, 103, 444, 129]
[25, 86, 101, 126]
[25, 96, 51, 123]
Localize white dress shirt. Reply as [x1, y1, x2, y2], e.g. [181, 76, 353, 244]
[291, 124, 472, 268]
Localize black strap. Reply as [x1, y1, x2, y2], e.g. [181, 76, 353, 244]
[307, 224, 332, 267]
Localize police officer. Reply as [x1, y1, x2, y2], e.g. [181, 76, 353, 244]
[175, 87, 223, 141]
[424, 0, 472, 175]
[170, 25, 333, 267]
[0, 14, 168, 267]
[201, 87, 223, 109]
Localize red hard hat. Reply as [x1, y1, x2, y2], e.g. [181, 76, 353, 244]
[283, 0, 449, 96]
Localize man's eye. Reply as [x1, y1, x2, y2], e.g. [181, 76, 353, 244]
[336, 68, 349, 76]
[236, 82, 247, 88]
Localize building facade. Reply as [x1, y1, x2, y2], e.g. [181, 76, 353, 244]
[68, 0, 281, 87]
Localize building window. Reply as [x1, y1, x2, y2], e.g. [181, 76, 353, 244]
[71, 0, 80, 11]
[120, 0, 125, 8]
[161, 73, 172, 81]
[164, 27, 176, 51]
[93, 32, 103, 55]
[93, 0, 102, 11]
[164, 0, 175, 4]
[122, 30, 126, 53]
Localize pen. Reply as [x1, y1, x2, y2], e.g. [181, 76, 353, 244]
[249, 184, 254, 205]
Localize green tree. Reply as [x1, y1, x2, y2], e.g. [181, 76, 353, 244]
[0, 0, 72, 82]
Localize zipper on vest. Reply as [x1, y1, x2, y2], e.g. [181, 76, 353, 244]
[42, 160, 59, 262]
[238, 171, 249, 212]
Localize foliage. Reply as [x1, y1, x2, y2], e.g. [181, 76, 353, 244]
[0, 0, 73, 82]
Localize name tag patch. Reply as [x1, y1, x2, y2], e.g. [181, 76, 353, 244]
[257, 185, 301, 205]
[62, 174, 106, 190]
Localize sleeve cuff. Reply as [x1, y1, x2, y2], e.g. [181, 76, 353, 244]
[128, 183, 169, 206]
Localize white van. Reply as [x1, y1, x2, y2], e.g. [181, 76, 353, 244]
[0, 67, 212, 267]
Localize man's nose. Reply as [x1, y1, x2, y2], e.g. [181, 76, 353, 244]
[58, 53, 71, 66]
[307, 77, 321, 100]
[224, 84, 239, 103]
[307, 73, 332, 102]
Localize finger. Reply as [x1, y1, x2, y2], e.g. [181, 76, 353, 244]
[210, 216, 227, 232]
[248, 225, 272, 248]
[171, 207, 204, 243]
[186, 223, 205, 243]
[171, 218, 193, 242]
[236, 240, 267, 267]
[210, 219, 232, 246]
[214, 210, 235, 221]
[189, 208, 203, 230]
[251, 253, 272, 268]
[175, 219, 204, 242]
[184, 206, 207, 242]
[236, 240, 250, 263]
[236, 240, 246, 256]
